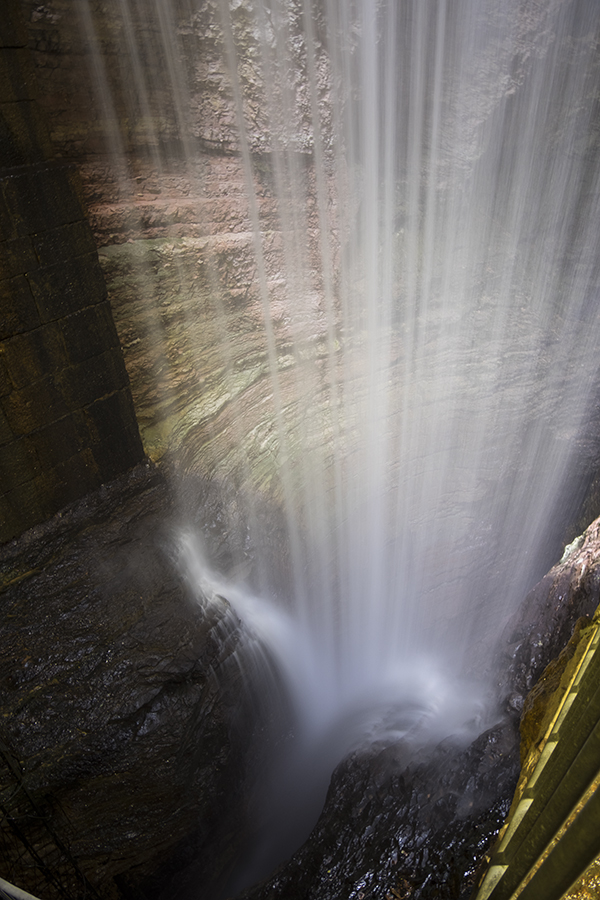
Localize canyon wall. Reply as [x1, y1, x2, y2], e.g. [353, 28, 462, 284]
[21, 0, 338, 508]
[1, 3, 600, 898]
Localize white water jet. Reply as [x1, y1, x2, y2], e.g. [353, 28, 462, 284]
[73, 0, 600, 882]
[179, 526, 488, 885]
[179, 529, 486, 748]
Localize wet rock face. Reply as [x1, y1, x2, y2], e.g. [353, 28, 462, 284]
[23, 0, 333, 160]
[496, 517, 600, 704]
[0, 462, 254, 900]
[232, 516, 600, 900]
[20, 0, 338, 473]
[1, 482, 599, 900]
[236, 722, 521, 900]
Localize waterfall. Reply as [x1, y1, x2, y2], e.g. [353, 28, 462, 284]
[74, 0, 600, 884]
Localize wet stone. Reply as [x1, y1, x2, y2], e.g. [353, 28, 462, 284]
[57, 348, 129, 409]
[0, 462, 253, 899]
[1, 166, 84, 236]
[0, 233, 37, 278]
[1, 373, 70, 433]
[27, 251, 108, 322]
[1, 322, 67, 389]
[0, 274, 41, 339]
[32, 219, 98, 267]
[60, 302, 121, 366]
[233, 518, 600, 900]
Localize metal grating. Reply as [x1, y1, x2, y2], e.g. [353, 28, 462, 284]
[0, 737, 101, 900]
[472, 615, 600, 900]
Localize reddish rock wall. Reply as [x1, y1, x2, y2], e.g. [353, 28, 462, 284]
[20, 0, 339, 481]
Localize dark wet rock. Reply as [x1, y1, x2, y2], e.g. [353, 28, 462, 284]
[496, 517, 600, 701]
[236, 720, 520, 900]
[2, 486, 600, 900]
[233, 516, 600, 900]
[0, 461, 253, 900]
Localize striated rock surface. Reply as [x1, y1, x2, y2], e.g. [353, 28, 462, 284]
[21, 0, 583, 493]
[0, 461, 259, 900]
[20, 0, 338, 473]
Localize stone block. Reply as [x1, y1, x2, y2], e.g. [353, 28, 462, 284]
[0, 49, 38, 103]
[49, 447, 101, 506]
[63, 167, 88, 212]
[1, 165, 84, 236]
[59, 349, 129, 410]
[32, 220, 98, 268]
[0, 234, 37, 279]
[124, 422, 144, 462]
[0, 1, 28, 50]
[96, 300, 122, 349]
[0, 408, 13, 445]
[119, 385, 142, 428]
[84, 391, 133, 444]
[28, 414, 88, 468]
[0, 354, 12, 396]
[0, 274, 41, 339]
[3, 474, 50, 534]
[0, 436, 40, 487]
[1, 375, 69, 434]
[27, 252, 108, 322]
[91, 431, 142, 482]
[0, 188, 16, 241]
[82, 384, 143, 477]
[0, 491, 22, 543]
[0, 99, 53, 166]
[60, 302, 119, 366]
[1, 324, 67, 389]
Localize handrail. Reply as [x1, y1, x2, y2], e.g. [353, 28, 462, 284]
[0, 877, 43, 900]
[472, 616, 600, 900]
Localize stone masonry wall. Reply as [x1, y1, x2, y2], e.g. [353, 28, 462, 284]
[0, 0, 144, 543]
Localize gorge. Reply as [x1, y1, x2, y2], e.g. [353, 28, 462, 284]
[2, 0, 600, 898]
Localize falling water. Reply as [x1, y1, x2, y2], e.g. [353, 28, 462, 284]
[72, 0, 600, 886]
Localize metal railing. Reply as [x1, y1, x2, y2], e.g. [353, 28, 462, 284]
[0, 876, 43, 900]
[0, 738, 101, 900]
[472, 615, 600, 900]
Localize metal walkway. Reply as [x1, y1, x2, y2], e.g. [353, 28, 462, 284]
[472, 612, 600, 900]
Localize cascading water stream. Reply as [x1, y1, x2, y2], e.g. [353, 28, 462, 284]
[178, 528, 488, 889]
[74, 0, 600, 888]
